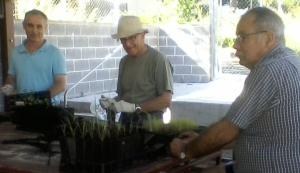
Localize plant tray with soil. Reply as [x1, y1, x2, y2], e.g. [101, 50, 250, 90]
[60, 116, 144, 173]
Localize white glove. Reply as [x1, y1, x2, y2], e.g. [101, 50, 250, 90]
[1, 84, 14, 96]
[99, 96, 115, 109]
[110, 100, 136, 113]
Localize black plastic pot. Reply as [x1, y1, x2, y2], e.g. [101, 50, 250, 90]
[59, 136, 76, 172]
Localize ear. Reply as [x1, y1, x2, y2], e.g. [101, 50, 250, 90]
[265, 31, 277, 48]
[141, 32, 146, 39]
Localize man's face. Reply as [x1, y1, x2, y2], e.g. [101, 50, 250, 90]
[23, 15, 47, 44]
[120, 32, 145, 57]
[233, 15, 269, 69]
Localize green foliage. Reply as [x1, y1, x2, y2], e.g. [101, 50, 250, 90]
[264, 0, 278, 8]
[282, 0, 300, 13]
[61, 116, 141, 142]
[144, 119, 198, 135]
[219, 37, 235, 48]
[156, 0, 178, 23]
[62, 115, 77, 137]
[264, 0, 300, 16]
[290, 6, 300, 17]
[177, 0, 209, 23]
[237, 0, 260, 9]
[286, 38, 300, 57]
[51, 0, 60, 5]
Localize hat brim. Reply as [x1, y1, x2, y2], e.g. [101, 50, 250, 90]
[111, 29, 149, 39]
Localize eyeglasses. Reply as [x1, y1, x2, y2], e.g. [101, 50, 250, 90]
[120, 34, 139, 44]
[235, 31, 267, 44]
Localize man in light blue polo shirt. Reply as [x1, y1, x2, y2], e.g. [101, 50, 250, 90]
[1, 9, 66, 105]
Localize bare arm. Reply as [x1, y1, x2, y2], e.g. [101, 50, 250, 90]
[186, 119, 239, 159]
[49, 75, 67, 98]
[170, 119, 239, 160]
[0, 75, 17, 95]
[3, 74, 66, 98]
[139, 91, 172, 112]
[5, 74, 16, 86]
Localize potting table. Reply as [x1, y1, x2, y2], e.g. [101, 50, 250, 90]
[0, 121, 61, 173]
[124, 151, 228, 173]
[0, 119, 232, 173]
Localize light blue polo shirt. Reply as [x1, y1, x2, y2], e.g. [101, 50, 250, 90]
[8, 40, 66, 105]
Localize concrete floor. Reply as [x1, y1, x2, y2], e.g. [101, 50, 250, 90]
[171, 74, 246, 126]
[0, 122, 61, 173]
[172, 74, 245, 104]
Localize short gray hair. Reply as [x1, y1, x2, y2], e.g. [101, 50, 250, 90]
[242, 7, 285, 45]
[22, 9, 48, 26]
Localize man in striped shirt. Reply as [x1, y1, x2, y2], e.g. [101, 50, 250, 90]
[170, 7, 300, 173]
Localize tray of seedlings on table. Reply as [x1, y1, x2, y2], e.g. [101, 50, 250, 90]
[59, 114, 205, 173]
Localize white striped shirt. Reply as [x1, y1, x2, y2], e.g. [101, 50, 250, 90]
[225, 45, 300, 173]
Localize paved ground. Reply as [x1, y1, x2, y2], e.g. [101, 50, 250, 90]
[173, 74, 246, 104]
[0, 122, 60, 173]
[171, 74, 246, 126]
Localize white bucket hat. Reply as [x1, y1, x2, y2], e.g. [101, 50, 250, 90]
[112, 15, 148, 39]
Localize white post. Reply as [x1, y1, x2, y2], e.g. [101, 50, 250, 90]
[209, 0, 219, 81]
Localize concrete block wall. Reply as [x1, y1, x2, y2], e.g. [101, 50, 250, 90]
[13, 20, 210, 100]
[158, 29, 210, 83]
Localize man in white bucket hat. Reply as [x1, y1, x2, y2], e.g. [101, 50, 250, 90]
[101, 15, 173, 127]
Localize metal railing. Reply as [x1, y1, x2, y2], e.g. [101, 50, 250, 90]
[63, 45, 123, 108]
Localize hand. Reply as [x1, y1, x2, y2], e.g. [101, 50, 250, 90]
[0, 84, 14, 96]
[170, 138, 187, 158]
[110, 100, 136, 113]
[178, 131, 199, 143]
[99, 96, 115, 109]
[170, 131, 199, 159]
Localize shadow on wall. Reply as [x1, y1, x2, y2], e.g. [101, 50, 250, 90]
[159, 25, 211, 83]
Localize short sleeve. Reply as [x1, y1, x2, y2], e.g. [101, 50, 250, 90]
[52, 48, 66, 76]
[8, 49, 17, 76]
[155, 54, 173, 95]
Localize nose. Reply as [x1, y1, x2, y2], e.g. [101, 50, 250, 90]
[122, 40, 133, 47]
[124, 40, 130, 46]
[233, 40, 239, 50]
[31, 26, 39, 33]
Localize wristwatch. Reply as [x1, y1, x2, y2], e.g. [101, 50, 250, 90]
[180, 144, 189, 162]
[180, 152, 186, 159]
[179, 151, 190, 165]
[135, 104, 142, 112]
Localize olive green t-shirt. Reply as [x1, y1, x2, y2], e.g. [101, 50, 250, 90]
[117, 45, 173, 104]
